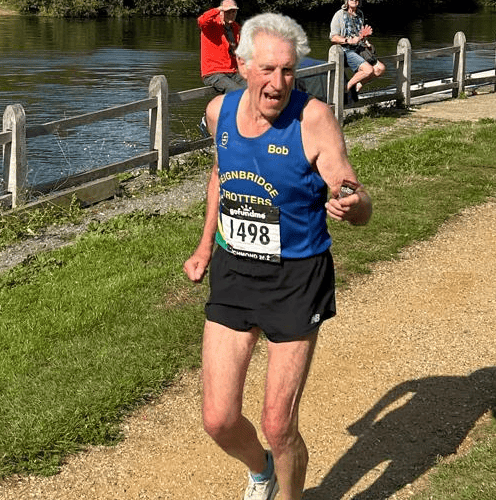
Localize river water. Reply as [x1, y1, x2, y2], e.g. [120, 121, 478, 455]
[0, 9, 495, 187]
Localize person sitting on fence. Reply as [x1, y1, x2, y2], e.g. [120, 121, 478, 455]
[198, 0, 247, 94]
[330, 0, 385, 102]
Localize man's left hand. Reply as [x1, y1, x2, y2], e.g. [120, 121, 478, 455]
[325, 189, 372, 226]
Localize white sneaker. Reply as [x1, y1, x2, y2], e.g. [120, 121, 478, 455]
[198, 114, 210, 138]
[243, 453, 279, 500]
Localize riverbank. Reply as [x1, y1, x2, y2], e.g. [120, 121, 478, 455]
[1, 88, 496, 274]
[0, 91, 495, 500]
[0, 5, 17, 14]
[4, 0, 494, 19]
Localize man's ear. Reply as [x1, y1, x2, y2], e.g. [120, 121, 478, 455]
[237, 57, 248, 79]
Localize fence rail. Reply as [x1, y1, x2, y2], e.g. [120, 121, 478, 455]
[2, 31, 495, 211]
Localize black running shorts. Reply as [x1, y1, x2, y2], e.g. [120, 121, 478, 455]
[205, 247, 336, 343]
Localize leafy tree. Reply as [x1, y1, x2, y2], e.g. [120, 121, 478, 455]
[13, 0, 488, 19]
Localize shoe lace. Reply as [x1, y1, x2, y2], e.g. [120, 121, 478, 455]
[245, 476, 270, 500]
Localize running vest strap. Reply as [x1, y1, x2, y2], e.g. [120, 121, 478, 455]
[215, 89, 331, 260]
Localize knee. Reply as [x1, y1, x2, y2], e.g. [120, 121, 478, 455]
[261, 410, 297, 452]
[262, 411, 309, 466]
[375, 62, 386, 77]
[360, 63, 375, 79]
[203, 407, 238, 443]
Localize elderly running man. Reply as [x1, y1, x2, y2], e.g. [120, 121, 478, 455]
[184, 12, 372, 500]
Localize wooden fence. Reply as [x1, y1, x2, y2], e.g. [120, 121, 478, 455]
[1, 31, 495, 211]
[0, 76, 216, 210]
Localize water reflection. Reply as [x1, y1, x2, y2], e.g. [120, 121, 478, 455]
[0, 10, 494, 186]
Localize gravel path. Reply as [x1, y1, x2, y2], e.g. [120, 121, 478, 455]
[1, 92, 495, 500]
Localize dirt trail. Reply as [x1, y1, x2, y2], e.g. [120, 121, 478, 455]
[1, 92, 495, 500]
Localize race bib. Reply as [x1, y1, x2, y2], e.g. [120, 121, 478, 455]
[220, 197, 281, 262]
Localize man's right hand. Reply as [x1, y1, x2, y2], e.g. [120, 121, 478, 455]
[183, 250, 211, 283]
[218, 0, 238, 24]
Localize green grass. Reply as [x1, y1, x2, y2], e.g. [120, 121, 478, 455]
[0, 149, 212, 252]
[411, 418, 496, 499]
[332, 118, 496, 281]
[0, 117, 495, 483]
[0, 209, 209, 476]
[0, 195, 83, 251]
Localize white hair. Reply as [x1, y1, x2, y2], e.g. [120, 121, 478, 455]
[235, 13, 310, 66]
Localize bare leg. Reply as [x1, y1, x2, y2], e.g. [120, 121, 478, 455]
[347, 62, 374, 91]
[202, 320, 267, 473]
[261, 331, 318, 500]
[348, 60, 386, 92]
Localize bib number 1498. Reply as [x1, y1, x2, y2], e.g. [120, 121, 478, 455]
[229, 220, 271, 246]
[220, 198, 281, 262]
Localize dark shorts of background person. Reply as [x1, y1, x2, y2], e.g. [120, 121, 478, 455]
[205, 247, 336, 342]
[202, 72, 246, 93]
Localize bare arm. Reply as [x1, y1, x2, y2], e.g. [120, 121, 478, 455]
[331, 33, 363, 46]
[333, 25, 373, 46]
[183, 95, 225, 282]
[182, 166, 219, 282]
[301, 98, 372, 226]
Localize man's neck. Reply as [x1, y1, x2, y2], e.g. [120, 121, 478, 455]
[237, 93, 275, 138]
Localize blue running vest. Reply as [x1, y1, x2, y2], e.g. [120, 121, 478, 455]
[215, 89, 331, 261]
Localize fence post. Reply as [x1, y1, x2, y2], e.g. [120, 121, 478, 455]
[149, 75, 169, 172]
[3, 104, 27, 208]
[453, 31, 466, 98]
[493, 36, 496, 92]
[328, 44, 344, 126]
[396, 38, 411, 107]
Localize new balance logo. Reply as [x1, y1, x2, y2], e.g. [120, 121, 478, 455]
[310, 314, 320, 324]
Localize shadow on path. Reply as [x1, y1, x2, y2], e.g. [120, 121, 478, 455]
[304, 367, 496, 500]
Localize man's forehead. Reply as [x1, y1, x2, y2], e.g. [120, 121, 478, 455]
[252, 32, 297, 62]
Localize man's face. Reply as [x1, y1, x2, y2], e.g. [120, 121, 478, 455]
[238, 32, 297, 122]
[221, 0, 238, 24]
[223, 8, 237, 24]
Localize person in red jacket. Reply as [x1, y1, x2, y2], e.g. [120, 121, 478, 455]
[198, 0, 246, 94]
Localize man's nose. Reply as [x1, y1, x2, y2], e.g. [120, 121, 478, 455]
[270, 69, 284, 90]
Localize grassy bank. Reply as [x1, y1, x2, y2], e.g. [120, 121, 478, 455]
[411, 416, 496, 500]
[0, 1, 18, 14]
[1, 115, 495, 495]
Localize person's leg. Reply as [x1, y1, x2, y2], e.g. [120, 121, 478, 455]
[347, 61, 374, 91]
[217, 73, 246, 92]
[344, 51, 370, 90]
[202, 320, 268, 473]
[261, 331, 318, 500]
[202, 72, 245, 94]
[355, 60, 387, 91]
[229, 72, 247, 90]
[373, 60, 386, 79]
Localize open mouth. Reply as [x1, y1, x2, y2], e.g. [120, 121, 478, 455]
[264, 92, 282, 102]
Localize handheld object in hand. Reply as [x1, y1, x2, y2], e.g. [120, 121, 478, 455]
[339, 180, 361, 198]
